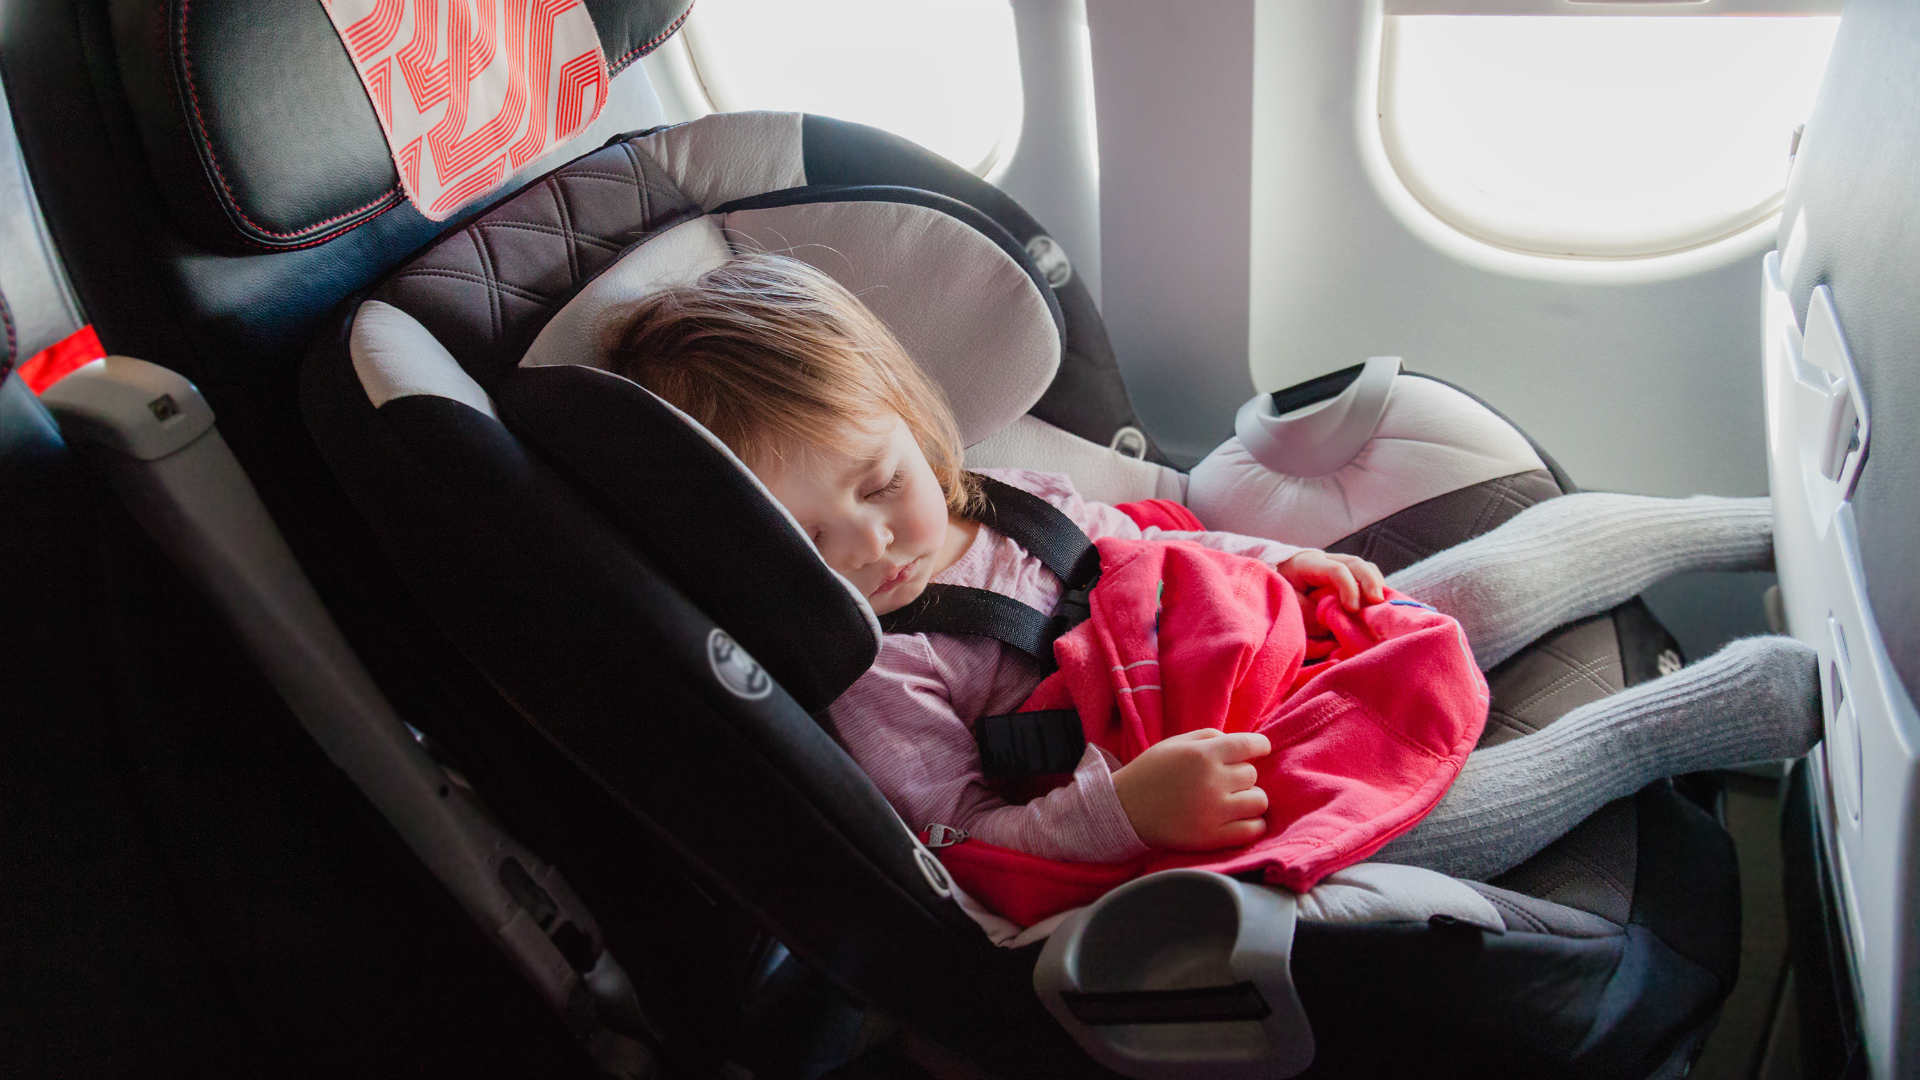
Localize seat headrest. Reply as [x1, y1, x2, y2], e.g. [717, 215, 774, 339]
[495, 363, 882, 712]
[521, 185, 1064, 445]
[117, 0, 692, 250]
[335, 115, 1069, 707]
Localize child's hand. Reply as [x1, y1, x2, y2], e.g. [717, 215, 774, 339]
[1277, 550, 1386, 611]
[1113, 729, 1272, 851]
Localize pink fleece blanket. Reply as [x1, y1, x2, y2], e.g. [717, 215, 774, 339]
[932, 534, 1488, 926]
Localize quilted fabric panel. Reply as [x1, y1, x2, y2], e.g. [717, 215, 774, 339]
[1325, 469, 1564, 575]
[1479, 616, 1627, 748]
[373, 137, 699, 380]
[1488, 798, 1638, 926]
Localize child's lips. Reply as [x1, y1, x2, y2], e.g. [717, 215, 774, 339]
[874, 558, 918, 595]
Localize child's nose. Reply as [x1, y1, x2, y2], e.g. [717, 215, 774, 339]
[859, 518, 893, 562]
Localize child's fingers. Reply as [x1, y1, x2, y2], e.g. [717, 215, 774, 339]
[1332, 553, 1387, 601]
[1215, 731, 1272, 762]
[1226, 761, 1260, 789]
[1222, 785, 1269, 819]
[1328, 563, 1361, 610]
[1216, 817, 1269, 846]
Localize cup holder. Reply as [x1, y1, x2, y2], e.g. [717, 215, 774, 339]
[1033, 870, 1313, 1079]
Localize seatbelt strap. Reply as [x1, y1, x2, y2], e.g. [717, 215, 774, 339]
[878, 474, 1101, 666]
[880, 583, 1059, 662]
[877, 474, 1101, 774]
[968, 474, 1102, 587]
[976, 709, 1086, 776]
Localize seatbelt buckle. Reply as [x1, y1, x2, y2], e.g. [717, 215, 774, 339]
[1047, 580, 1096, 643]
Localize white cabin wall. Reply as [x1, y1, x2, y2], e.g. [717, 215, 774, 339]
[1091, 0, 1777, 651]
[1249, 1, 1772, 501]
[993, 0, 1105, 306]
[1089, 0, 1259, 467]
[1091, 0, 1774, 497]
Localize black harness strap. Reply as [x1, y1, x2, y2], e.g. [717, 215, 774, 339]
[879, 475, 1101, 666]
[880, 585, 1058, 662]
[969, 475, 1103, 587]
[976, 710, 1087, 777]
[877, 474, 1107, 776]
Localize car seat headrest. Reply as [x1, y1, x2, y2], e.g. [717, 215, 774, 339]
[520, 187, 1064, 445]
[495, 364, 883, 710]
[118, 0, 692, 251]
[335, 117, 1069, 708]
[343, 296, 880, 710]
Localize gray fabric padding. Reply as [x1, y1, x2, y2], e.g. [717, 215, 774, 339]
[351, 300, 499, 419]
[1322, 471, 1646, 923]
[1465, 881, 1622, 938]
[1325, 470, 1564, 575]
[519, 216, 733, 371]
[978, 861, 1506, 950]
[722, 200, 1061, 447]
[1480, 615, 1626, 748]
[1487, 798, 1638, 925]
[635, 111, 806, 211]
[1293, 862, 1503, 932]
[965, 415, 1185, 506]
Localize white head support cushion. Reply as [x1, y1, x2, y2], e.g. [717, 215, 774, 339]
[520, 215, 734, 371]
[351, 299, 501, 419]
[718, 199, 1060, 445]
[518, 198, 1061, 447]
[634, 111, 807, 211]
[1187, 376, 1547, 548]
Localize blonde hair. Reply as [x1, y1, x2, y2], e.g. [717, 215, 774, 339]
[603, 252, 982, 516]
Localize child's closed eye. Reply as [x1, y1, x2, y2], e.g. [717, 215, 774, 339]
[865, 469, 905, 500]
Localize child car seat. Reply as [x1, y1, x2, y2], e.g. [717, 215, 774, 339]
[9, 3, 1741, 1075]
[300, 101, 1741, 1075]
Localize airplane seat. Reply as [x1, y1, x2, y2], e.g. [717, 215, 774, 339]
[1763, 0, 1920, 1073]
[6, 1, 1740, 1075]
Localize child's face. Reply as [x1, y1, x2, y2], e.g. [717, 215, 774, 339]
[752, 411, 953, 616]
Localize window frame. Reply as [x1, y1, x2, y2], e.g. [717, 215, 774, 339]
[1373, 1, 1841, 261]
[674, 0, 1027, 180]
[1387, 0, 1839, 15]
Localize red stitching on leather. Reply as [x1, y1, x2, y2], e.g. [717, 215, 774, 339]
[609, 3, 694, 74]
[177, 0, 403, 244]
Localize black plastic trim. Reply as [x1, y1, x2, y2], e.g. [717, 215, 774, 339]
[1780, 758, 1863, 1077]
[1268, 362, 1365, 418]
[1062, 982, 1271, 1026]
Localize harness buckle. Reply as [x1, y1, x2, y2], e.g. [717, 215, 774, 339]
[1047, 578, 1097, 643]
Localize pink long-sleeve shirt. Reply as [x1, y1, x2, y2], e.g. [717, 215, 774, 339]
[826, 468, 1305, 863]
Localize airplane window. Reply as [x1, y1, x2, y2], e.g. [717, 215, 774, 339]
[682, 0, 1024, 177]
[1380, 15, 1839, 258]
